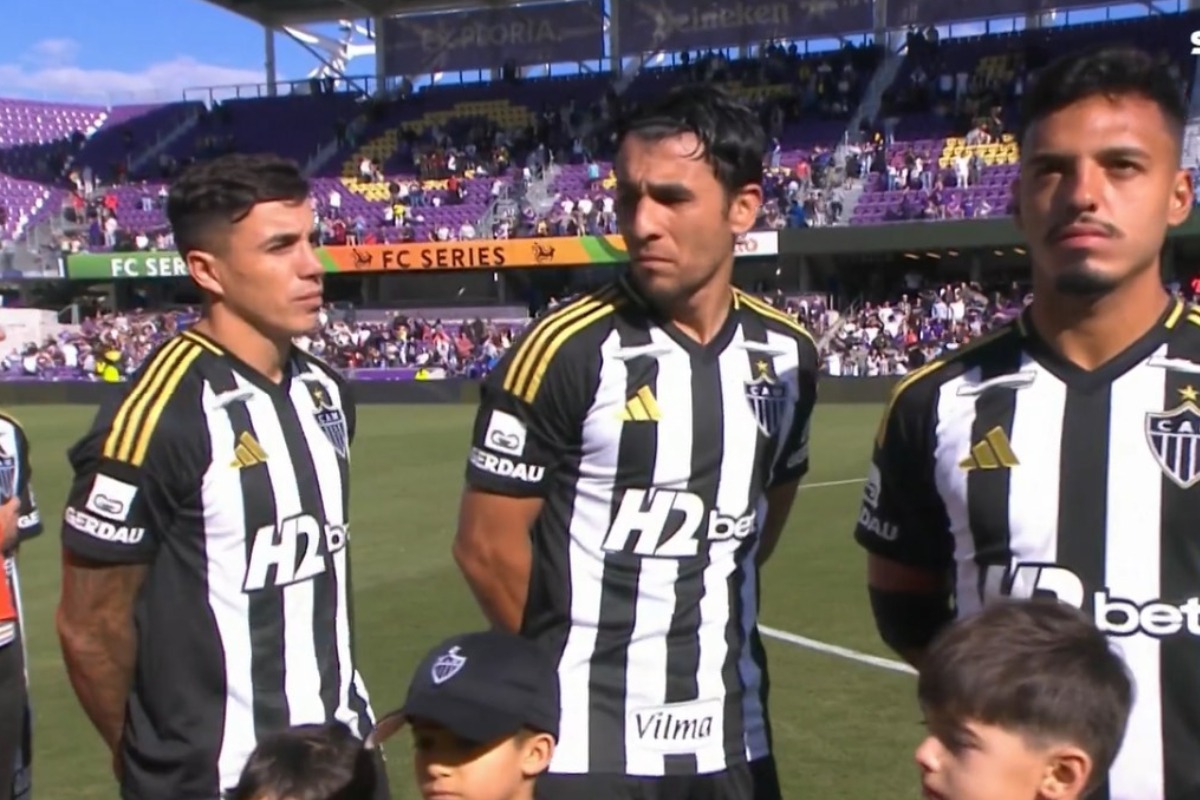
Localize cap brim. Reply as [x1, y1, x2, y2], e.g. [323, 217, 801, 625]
[366, 694, 524, 749]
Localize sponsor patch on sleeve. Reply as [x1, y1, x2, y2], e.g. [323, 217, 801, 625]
[482, 410, 528, 457]
[84, 474, 139, 522]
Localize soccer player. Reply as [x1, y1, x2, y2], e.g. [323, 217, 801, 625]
[916, 600, 1132, 800]
[854, 46, 1198, 800]
[55, 153, 386, 800]
[453, 85, 818, 799]
[0, 412, 40, 800]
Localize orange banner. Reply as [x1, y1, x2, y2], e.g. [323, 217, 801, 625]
[327, 236, 630, 272]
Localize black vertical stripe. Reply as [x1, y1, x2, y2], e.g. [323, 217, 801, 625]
[1056, 384, 1111, 800]
[1157, 356, 1200, 800]
[661, 346, 723, 776]
[964, 338, 1021, 604]
[588, 317, 656, 773]
[281, 367, 340, 727]
[208, 365, 291, 741]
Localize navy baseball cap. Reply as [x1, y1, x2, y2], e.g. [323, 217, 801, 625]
[366, 631, 560, 749]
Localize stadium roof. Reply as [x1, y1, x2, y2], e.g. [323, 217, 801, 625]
[206, 0, 490, 26]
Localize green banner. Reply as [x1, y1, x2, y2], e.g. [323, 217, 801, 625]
[66, 250, 340, 280]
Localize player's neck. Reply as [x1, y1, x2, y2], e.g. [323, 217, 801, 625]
[1029, 275, 1171, 372]
[193, 311, 292, 384]
[665, 267, 735, 345]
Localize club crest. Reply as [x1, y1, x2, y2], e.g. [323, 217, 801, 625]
[1146, 392, 1200, 489]
[304, 380, 349, 459]
[744, 359, 789, 438]
[431, 645, 466, 685]
[0, 442, 18, 503]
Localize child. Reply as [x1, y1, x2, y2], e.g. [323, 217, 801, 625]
[916, 599, 1133, 800]
[367, 630, 558, 800]
[225, 721, 378, 800]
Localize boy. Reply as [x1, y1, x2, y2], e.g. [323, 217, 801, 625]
[367, 630, 558, 800]
[916, 599, 1134, 800]
[225, 722, 377, 800]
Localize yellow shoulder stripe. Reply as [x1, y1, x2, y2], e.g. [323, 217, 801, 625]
[875, 324, 1018, 448]
[736, 291, 817, 348]
[181, 330, 223, 354]
[102, 338, 205, 467]
[520, 297, 624, 404]
[504, 287, 620, 401]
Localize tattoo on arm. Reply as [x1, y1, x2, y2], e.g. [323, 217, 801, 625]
[56, 551, 148, 753]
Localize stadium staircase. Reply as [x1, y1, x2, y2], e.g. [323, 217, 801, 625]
[128, 107, 203, 175]
[845, 37, 908, 142]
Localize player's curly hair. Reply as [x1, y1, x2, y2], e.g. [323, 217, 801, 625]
[615, 83, 765, 199]
[167, 152, 309, 256]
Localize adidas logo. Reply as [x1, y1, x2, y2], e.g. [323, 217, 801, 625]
[230, 432, 268, 469]
[958, 426, 1019, 471]
[618, 386, 661, 422]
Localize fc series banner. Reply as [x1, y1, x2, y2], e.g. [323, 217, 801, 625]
[382, 1, 605, 76]
[65, 233, 779, 280]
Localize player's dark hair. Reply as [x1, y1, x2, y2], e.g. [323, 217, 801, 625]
[918, 599, 1132, 794]
[1019, 45, 1186, 150]
[224, 722, 377, 800]
[167, 152, 309, 256]
[616, 84, 765, 198]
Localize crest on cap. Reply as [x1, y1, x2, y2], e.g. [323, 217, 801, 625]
[431, 645, 466, 685]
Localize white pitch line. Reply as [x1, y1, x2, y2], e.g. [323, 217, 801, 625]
[799, 477, 865, 490]
[759, 625, 917, 676]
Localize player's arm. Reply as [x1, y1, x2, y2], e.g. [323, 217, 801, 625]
[454, 344, 582, 633]
[854, 389, 954, 672]
[758, 339, 819, 567]
[56, 390, 195, 756]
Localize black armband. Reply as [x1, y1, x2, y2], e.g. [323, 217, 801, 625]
[868, 587, 955, 651]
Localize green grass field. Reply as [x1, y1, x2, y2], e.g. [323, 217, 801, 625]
[14, 403, 923, 799]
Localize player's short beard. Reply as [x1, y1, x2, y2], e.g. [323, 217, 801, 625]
[1053, 268, 1121, 296]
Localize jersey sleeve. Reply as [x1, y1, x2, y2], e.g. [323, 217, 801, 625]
[770, 336, 820, 487]
[464, 331, 592, 498]
[62, 372, 205, 564]
[12, 422, 40, 542]
[853, 385, 953, 570]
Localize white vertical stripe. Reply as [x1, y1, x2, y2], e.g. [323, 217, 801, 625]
[200, 384, 256, 789]
[1106, 357, 1166, 800]
[623, 328, 691, 775]
[1002, 358, 1066, 601]
[933, 367, 982, 617]
[551, 330, 626, 773]
[240, 376, 325, 726]
[291, 369, 373, 732]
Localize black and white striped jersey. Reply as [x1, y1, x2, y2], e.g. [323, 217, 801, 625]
[464, 276, 819, 777]
[0, 411, 41, 650]
[855, 298, 1200, 800]
[60, 329, 375, 800]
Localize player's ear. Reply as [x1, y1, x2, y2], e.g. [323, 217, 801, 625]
[518, 732, 555, 778]
[1038, 746, 1091, 800]
[1168, 168, 1193, 227]
[187, 249, 226, 301]
[727, 182, 762, 236]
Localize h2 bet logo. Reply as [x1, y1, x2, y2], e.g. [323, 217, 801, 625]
[986, 561, 1200, 638]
